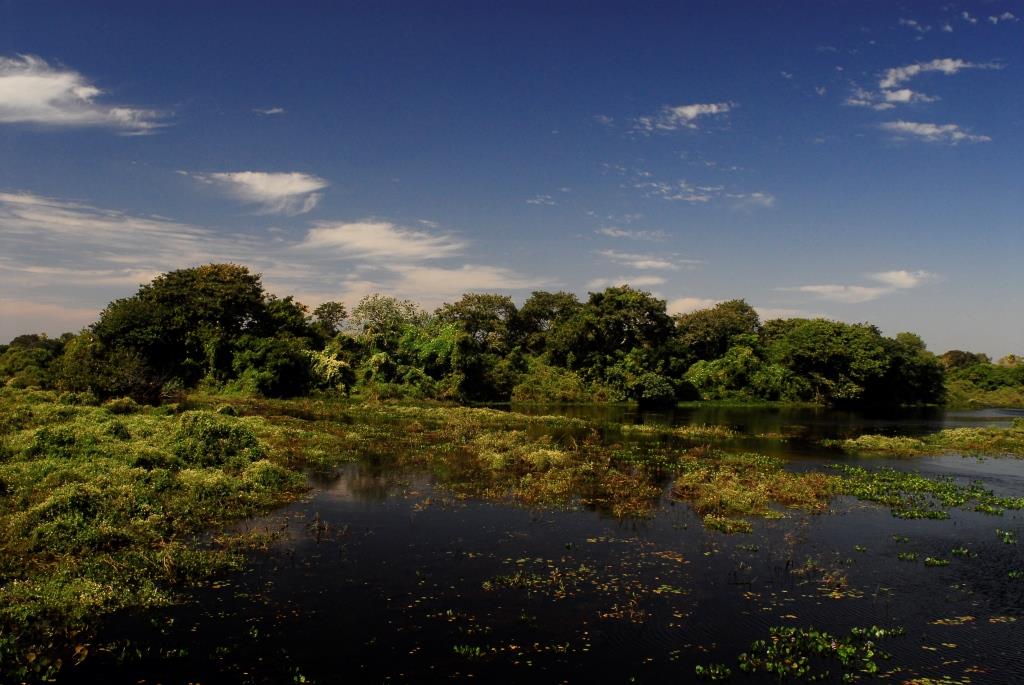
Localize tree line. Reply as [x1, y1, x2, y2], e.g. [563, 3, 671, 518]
[3, 263, 1014, 408]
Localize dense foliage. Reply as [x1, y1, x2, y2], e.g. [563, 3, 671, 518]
[1, 262, 998, 407]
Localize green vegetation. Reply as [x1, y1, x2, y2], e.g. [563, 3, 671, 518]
[671, 450, 837, 533]
[1, 263, 965, 409]
[0, 389, 315, 681]
[735, 625, 905, 681]
[826, 421, 1024, 457]
[834, 465, 1024, 519]
[940, 350, 1024, 408]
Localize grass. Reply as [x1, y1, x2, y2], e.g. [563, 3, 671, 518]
[0, 389, 323, 681]
[825, 420, 1024, 457]
[671, 449, 837, 533]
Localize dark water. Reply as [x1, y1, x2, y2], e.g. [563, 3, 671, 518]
[75, 407, 1024, 684]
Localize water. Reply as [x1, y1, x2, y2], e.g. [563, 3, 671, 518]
[74, 406, 1024, 683]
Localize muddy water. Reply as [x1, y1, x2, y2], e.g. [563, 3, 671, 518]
[76, 408, 1024, 684]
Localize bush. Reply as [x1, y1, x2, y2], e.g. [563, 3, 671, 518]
[172, 411, 266, 467]
[103, 396, 140, 414]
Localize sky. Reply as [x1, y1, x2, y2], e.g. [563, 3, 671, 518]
[0, 1, 1021, 356]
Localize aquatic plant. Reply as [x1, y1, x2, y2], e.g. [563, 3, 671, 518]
[834, 465, 1023, 519]
[737, 625, 905, 681]
[826, 422, 1024, 457]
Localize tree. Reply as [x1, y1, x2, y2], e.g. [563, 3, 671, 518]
[350, 294, 426, 353]
[312, 301, 348, 336]
[518, 291, 581, 353]
[92, 264, 268, 385]
[675, 299, 761, 363]
[764, 319, 890, 404]
[435, 293, 519, 355]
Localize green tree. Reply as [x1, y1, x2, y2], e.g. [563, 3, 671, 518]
[518, 291, 581, 353]
[350, 294, 426, 353]
[435, 293, 520, 355]
[92, 264, 268, 385]
[675, 299, 761, 363]
[764, 319, 890, 404]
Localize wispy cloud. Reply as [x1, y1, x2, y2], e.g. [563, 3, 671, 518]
[666, 297, 720, 315]
[0, 54, 165, 134]
[526, 194, 556, 206]
[962, 11, 978, 25]
[635, 179, 718, 203]
[634, 102, 733, 133]
[586, 275, 666, 289]
[988, 12, 1018, 24]
[183, 171, 328, 215]
[595, 226, 667, 241]
[782, 269, 937, 303]
[296, 221, 466, 261]
[728, 191, 776, 209]
[879, 120, 990, 143]
[0, 192, 547, 339]
[898, 18, 931, 34]
[597, 249, 700, 270]
[845, 58, 1000, 111]
[253, 106, 285, 115]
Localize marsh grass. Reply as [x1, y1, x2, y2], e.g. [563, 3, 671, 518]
[0, 389, 311, 681]
[671, 450, 837, 533]
[826, 422, 1024, 457]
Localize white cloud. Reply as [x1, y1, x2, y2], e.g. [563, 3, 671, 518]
[0, 54, 165, 134]
[526, 194, 556, 206]
[815, 86, 828, 96]
[296, 221, 466, 261]
[728, 191, 776, 209]
[780, 71, 794, 80]
[666, 297, 720, 315]
[184, 171, 328, 215]
[634, 102, 733, 132]
[387, 264, 550, 299]
[597, 249, 700, 270]
[635, 180, 715, 203]
[880, 120, 991, 143]
[587, 275, 666, 289]
[989, 12, 1018, 24]
[787, 284, 891, 303]
[868, 269, 935, 289]
[846, 58, 999, 111]
[593, 114, 614, 126]
[962, 11, 978, 24]
[879, 58, 994, 90]
[595, 226, 667, 241]
[0, 192, 552, 338]
[898, 18, 931, 34]
[254, 106, 285, 115]
[782, 268, 937, 303]
[942, 23, 954, 33]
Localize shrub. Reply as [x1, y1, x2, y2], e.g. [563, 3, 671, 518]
[103, 396, 140, 414]
[171, 411, 266, 467]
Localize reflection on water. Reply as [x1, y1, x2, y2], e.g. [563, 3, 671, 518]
[76, 406, 1024, 684]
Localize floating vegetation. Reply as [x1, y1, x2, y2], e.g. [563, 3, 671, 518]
[671, 450, 836, 533]
[693, 662, 733, 681]
[621, 422, 737, 441]
[996, 529, 1017, 545]
[736, 625, 905, 681]
[924, 557, 949, 567]
[898, 552, 919, 562]
[825, 423, 1024, 457]
[834, 465, 1024, 519]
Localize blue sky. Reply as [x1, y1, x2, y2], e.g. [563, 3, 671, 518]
[1, 1, 1021, 356]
